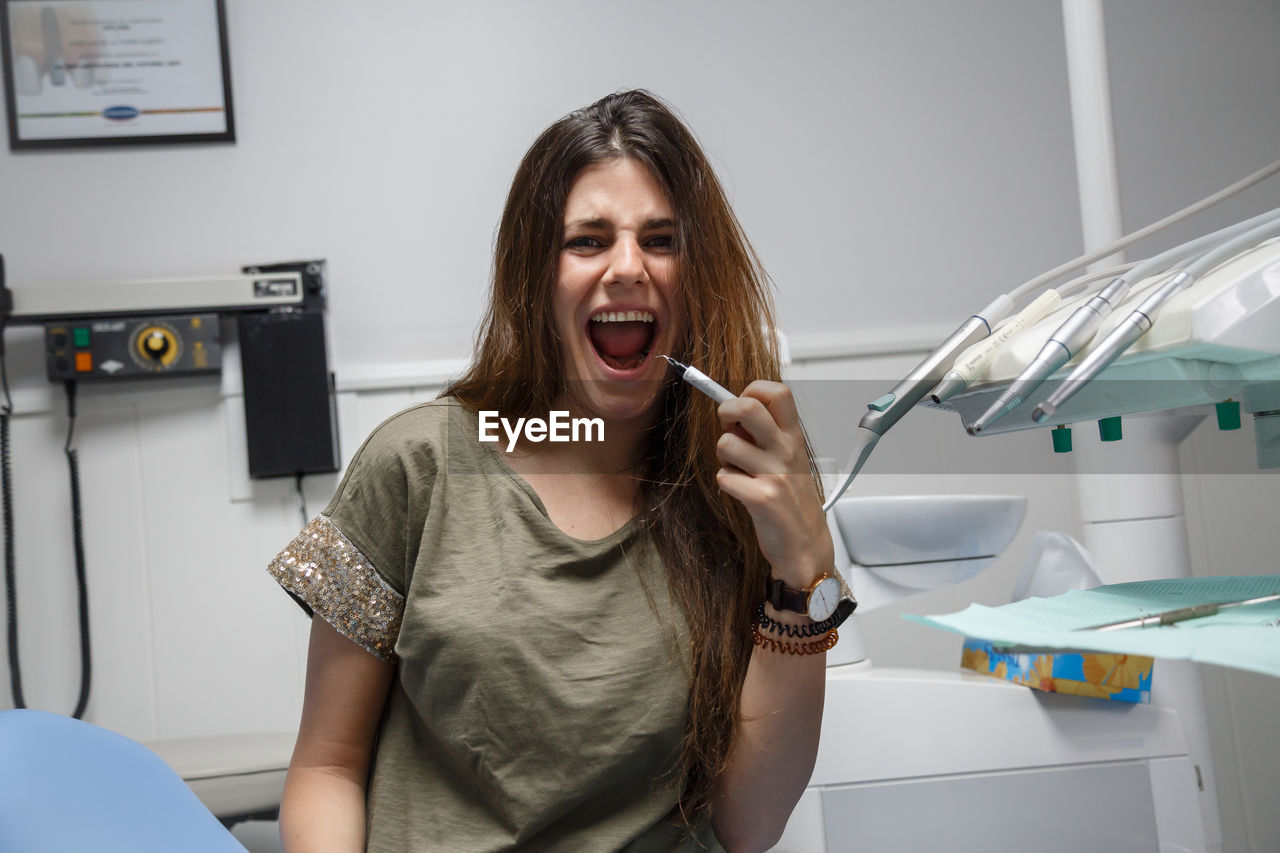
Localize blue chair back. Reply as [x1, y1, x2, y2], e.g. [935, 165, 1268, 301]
[0, 709, 246, 853]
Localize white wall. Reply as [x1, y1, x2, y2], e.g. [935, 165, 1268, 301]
[0, 0, 1082, 374]
[2, 1, 1279, 851]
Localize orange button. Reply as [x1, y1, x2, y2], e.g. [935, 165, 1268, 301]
[75, 352, 93, 372]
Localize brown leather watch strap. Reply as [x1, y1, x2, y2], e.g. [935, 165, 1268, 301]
[765, 576, 809, 614]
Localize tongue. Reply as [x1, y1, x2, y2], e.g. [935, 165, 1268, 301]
[589, 321, 652, 359]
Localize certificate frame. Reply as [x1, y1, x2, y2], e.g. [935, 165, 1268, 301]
[0, 0, 235, 150]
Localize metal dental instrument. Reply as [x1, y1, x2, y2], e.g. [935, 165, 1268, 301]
[660, 355, 737, 404]
[823, 294, 1014, 511]
[1082, 593, 1280, 632]
[931, 262, 1139, 405]
[930, 262, 1139, 406]
[968, 207, 1280, 434]
[1031, 210, 1280, 423]
[930, 289, 1063, 403]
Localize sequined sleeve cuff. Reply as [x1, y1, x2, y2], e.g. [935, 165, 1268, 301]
[267, 515, 405, 660]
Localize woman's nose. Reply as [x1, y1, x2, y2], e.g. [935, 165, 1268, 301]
[606, 237, 648, 285]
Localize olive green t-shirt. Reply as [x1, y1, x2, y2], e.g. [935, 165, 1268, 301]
[269, 398, 721, 852]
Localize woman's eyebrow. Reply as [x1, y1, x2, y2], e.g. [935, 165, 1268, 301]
[564, 217, 676, 231]
[565, 217, 609, 231]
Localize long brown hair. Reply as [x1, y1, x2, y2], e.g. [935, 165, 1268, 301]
[446, 90, 821, 824]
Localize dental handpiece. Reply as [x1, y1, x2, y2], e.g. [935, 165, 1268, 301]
[967, 276, 1141, 434]
[968, 208, 1280, 434]
[930, 289, 1062, 403]
[1032, 211, 1280, 422]
[821, 294, 1013, 511]
[660, 355, 737, 404]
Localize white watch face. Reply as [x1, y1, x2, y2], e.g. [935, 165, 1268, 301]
[807, 576, 842, 621]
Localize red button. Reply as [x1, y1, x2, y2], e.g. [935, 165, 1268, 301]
[75, 352, 93, 372]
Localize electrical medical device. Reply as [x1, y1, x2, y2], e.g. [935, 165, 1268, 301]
[0, 257, 339, 478]
[0, 256, 337, 724]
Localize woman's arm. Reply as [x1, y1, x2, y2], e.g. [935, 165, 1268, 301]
[711, 596, 828, 851]
[280, 617, 395, 853]
[708, 382, 835, 852]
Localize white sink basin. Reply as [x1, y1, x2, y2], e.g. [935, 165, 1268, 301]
[831, 495, 1027, 590]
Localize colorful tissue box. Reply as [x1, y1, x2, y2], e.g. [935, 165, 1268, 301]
[961, 638, 1153, 703]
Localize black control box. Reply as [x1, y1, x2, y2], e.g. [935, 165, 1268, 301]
[236, 261, 339, 479]
[45, 314, 222, 381]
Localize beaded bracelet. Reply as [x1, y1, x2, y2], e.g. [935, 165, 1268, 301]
[752, 622, 838, 655]
[755, 602, 843, 639]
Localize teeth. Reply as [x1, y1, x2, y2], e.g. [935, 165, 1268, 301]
[590, 311, 655, 323]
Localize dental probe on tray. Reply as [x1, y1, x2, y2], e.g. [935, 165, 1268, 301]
[1081, 592, 1280, 632]
[659, 355, 738, 404]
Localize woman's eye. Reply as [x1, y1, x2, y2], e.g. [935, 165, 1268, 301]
[565, 235, 602, 249]
[647, 235, 675, 250]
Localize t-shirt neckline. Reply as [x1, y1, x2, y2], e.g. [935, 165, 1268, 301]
[453, 401, 643, 548]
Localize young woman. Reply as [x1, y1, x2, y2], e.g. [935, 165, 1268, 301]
[269, 90, 849, 852]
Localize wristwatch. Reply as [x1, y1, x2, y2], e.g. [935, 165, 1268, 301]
[766, 571, 858, 623]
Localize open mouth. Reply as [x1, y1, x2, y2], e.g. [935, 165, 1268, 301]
[587, 310, 657, 372]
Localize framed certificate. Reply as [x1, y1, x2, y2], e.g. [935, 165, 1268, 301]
[1, 0, 235, 149]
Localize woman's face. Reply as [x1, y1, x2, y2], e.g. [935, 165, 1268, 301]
[553, 157, 682, 423]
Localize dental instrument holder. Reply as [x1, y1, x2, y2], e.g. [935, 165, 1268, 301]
[970, 207, 1280, 435]
[1032, 214, 1280, 426]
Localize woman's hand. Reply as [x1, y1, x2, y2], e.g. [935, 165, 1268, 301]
[714, 381, 834, 586]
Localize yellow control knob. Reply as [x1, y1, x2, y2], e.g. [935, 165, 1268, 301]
[143, 331, 169, 358]
[134, 325, 180, 369]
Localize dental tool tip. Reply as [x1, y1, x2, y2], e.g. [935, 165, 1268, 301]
[966, 422, 982, 436]
[929, 373, 968, 404]
[659, 354, 689, 372]
[1031, 403, 1054, 423]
